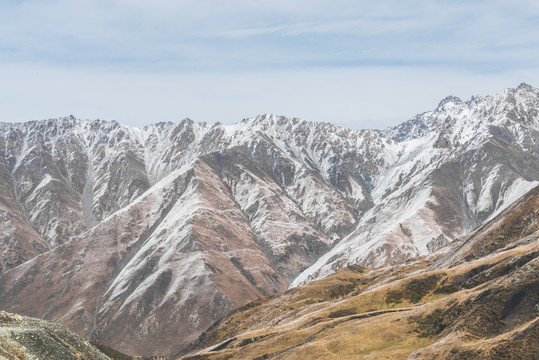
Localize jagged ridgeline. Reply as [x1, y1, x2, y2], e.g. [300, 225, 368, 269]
[182, 184, 539, 359]
[0, 83, 538, 358]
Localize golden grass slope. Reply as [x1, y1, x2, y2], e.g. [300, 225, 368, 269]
[179, 185, 539, 360]
[180, 237, 538, 360]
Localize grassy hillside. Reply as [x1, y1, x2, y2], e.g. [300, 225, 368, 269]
[181, 237, 538, 360]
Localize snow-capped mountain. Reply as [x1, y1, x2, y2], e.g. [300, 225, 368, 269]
[293, 83, 539, 285]
[0, 113, 391, 356]
[0, 83, 538, 357]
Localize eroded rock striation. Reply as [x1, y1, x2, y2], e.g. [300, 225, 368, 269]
[0, 84, 538, 357]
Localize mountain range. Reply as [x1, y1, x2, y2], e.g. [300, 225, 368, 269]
[184, 183, 539, 359]
[0, 83, 538, 358]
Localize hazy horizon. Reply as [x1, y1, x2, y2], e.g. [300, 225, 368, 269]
[1, 1, 538, 130]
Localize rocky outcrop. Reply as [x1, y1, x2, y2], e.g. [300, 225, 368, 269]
[0, 310, 110, 360]
[433, 133, 452, 149]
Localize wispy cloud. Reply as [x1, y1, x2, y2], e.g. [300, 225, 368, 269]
[0, 1, 538, 127]
[1, 0, 538, 70]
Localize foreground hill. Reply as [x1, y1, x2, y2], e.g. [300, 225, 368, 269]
[0, 83, 538, 357]
[182, 186, 539, 359]
[0, 310, 110, 360]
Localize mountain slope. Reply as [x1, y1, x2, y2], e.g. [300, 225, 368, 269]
[292, 83, 539, 285]
[436, 182, 539, 268]
[0, 161, 290, 357]
[182, 186, 539, 360]
[0, 310, 110, 360]
[0, 115, 379, 356]
[0, 84, 538, 357]
[182, 241, 539, 359]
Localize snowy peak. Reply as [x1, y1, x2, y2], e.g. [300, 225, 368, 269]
[516, 81, 535, 91]
[292, 83, 539, 285]
[383, 83, 539, 143]
[1, 83, 539, 357]
[436, 95, 463, 110]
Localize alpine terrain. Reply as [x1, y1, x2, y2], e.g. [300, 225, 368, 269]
[184, 183, 539, 359]
[0, 83, 538, 358]
[0, 310, 111, 360]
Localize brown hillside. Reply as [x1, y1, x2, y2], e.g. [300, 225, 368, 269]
[180, 186, 539, 360]
[181, 239, 538, 360]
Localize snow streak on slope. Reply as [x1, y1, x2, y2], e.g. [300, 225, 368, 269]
[1, 83, 539, 357]
[292, 83, 539, 285]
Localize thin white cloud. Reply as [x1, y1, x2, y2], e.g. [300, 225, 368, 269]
[1, 0, 538, 70]
[0, 1, 538, 127]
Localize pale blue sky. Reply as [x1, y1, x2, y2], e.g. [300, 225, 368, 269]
[1, 0, 538, 129]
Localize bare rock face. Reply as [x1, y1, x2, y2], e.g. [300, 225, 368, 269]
[426, 234, 450, 253]
[0, 118, 151, 252]
[0, 149, 50, 272]
[0, 84, 538, 357]
[433, 133, 451, 149]
[0, 114, 381, 356]
[435, 184, 539, 269]
[292, 83, 539, 285]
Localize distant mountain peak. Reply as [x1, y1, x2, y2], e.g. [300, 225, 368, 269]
[436, 95, 463, 109]
[516, 82, 534, 91]
[1, 83, 539, 357]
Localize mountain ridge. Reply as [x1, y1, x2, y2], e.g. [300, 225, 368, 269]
[181, 183, 539, 359]
[0, 83, 538, 357]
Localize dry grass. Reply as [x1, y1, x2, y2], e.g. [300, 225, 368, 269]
[182, 240, 539, 360]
